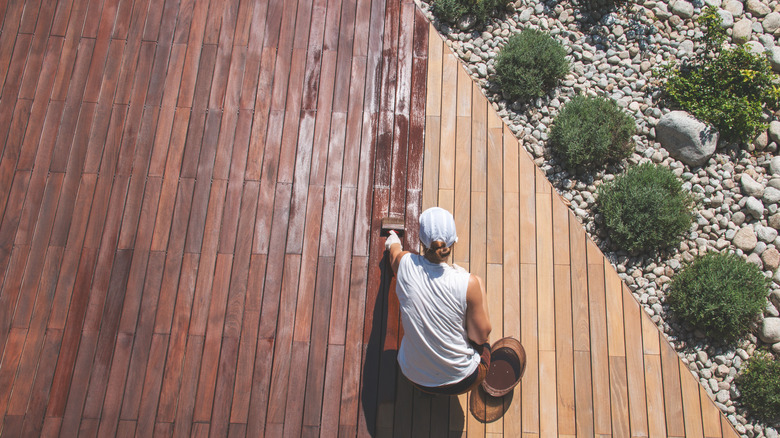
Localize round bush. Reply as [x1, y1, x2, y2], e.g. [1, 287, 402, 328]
[597, 163, 694, 253]
[549, 95, 636, 169]
[493, 29, 569, 101]
[430, 0, 509, 27]
[736, 351, 780, 423]
[667, 252, 769, 340]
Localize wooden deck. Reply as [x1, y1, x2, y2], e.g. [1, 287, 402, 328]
[0, 0, 742, 436]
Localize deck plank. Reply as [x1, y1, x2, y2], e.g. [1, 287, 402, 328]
[644, 352, 667, 438]
[554, 262, 576, 434]
[486, 112, 503, 264]
[701, 384, 722, 438]
[661, 336, 686, 437]
[680, 363, 705, 438]
[587, 240, 611, 435]
[520, 262, 538, 435]
[536, 191, 554, 352]
[623, 285, 649, 437]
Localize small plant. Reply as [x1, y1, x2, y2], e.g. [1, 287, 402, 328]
[549, 95, 636, 169]
[430, 0, 510, 28]
[696, 6, 727, 57]
[658, 6, 780, 143]
[667, 252, 769, 340]
[736, 351, 780, 423]
[493, 29, 570, 101]
[597, 163, 694, 253]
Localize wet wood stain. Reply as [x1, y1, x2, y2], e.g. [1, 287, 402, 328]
[485, 348, 521, 390]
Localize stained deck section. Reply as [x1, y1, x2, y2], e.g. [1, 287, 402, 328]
[0, 0, 742, 436]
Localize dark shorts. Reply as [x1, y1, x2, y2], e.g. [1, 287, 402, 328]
[411, 343, 491, 396]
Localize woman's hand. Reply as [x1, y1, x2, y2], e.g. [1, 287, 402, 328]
[385, 230, 402, 251]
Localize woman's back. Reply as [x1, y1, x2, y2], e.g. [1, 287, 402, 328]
[395, 253, 479, 387]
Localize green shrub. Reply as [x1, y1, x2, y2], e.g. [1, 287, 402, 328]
[659, 7, 780, 143]
[493, 29, 570, 101]
[736, 351, 780, 423]
[549, 96, 636, 169]
[597, 163, 694, 253]
[572, 0, 629, 11]
[430, 0, 510, 27]
[667, 252, 769, 340]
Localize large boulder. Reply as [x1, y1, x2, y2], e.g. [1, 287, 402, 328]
[656, 111, 719, 167]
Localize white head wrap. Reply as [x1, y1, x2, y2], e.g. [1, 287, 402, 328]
[419, 207, 458, 249]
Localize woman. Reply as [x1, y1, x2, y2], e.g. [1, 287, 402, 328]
[385, 207, 492, 395]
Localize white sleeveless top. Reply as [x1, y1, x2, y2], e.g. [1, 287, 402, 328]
[395, 253, 480, 387]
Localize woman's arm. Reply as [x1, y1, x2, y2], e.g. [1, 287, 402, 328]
[385, 230, 409, 275]
[466, 274, 492, 345]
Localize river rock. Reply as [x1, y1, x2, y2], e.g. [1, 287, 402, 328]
[770, 213, 780, 229]
[768, 123, 780, 147]
[764, 248, 780, 270]
[656, 111, 719, 167]
[655, 3, 673, 19]
[748, 0, 771, 16]
[759, 317, 780, 343]
[672, 0, 695, 18]
[756, 131, 769, 151]
[725, 0, 744, 15]
[741, 173, 765, 197]
[733, 18, 754, 44]
[746, 40, 766, 56]
[765, 187, 780, 204]
[746, 196, 766, 219]
[733, 226, 759, 251]
[718, 8, 735, 27]
[764, 12, 780, 33]
[757, 225, 779, 242]
[771, 290, 780, 308]
[748, 252, 764, 268]
[769, 47, 780, 72]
